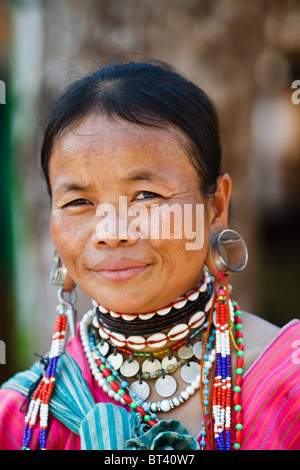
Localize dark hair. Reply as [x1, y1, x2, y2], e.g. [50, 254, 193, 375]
[41, 59, 222, 197]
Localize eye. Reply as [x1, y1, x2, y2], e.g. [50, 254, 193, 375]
[134, 191, 161, 200]
[64, 198, 92, 207]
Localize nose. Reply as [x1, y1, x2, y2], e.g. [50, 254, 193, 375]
[92, 201, 138, 248]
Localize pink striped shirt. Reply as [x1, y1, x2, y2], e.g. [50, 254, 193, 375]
[0, 320, 299, 450]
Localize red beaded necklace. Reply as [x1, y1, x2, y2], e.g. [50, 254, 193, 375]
[198, 277, 244, 450]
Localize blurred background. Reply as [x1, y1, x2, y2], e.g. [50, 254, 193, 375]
[0, 0, 300, 384]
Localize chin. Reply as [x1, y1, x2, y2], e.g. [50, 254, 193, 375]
[94, 283, 168, 313]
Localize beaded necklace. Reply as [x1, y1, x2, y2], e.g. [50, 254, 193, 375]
[22, 312, 67, 450]
[80, 309, 216, 419]
[21, 277, 244, 451]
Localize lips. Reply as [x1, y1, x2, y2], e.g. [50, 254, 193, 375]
[90, 257, 151, 283]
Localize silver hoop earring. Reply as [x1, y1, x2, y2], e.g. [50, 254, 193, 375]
[50, 250, 68, 287]
[50, 250, 77, 337]
[210, 229, 248, 275]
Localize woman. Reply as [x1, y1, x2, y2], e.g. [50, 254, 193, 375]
[1, 59, 299, 451]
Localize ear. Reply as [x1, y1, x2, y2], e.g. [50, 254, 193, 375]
[208, 173, 231, 230]
[205, 173, 232, 279]
[64, 272, 75, 292]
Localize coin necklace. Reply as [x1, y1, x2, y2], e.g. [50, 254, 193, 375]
[89, 311, 211, 400]
[82, 309, 216, 414]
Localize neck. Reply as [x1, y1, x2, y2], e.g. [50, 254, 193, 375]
[94, 273, 214, 350]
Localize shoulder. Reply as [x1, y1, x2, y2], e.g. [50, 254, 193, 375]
[240, 312, 281, 373]
[240, 316, 300, 449]
[241, 312, 300, 373]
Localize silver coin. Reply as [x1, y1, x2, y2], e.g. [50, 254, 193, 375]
[178, 344, 194, 360]
[107, 352, 123, 370]
[180, 361, 201, 383]
[193, 341, 203, 360]
[142, 358, 161, 374]
[155, 375, 177, 398]
[96, 341, 109, 356]
[161, 355, 177, 370]
[130, 380, 150, 401]
[120, 359, 140, 377]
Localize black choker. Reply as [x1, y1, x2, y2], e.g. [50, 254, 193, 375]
[96, 280, 214, 336]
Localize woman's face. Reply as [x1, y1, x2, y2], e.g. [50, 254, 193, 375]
[49, 115, 222, 313]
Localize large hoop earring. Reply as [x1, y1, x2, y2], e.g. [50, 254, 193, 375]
[50, 250, 77, 337]
[50, 250, 75, 292]
[206, 229, 248, 278]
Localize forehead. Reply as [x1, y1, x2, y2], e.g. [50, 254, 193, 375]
[48, 115, 198, 187]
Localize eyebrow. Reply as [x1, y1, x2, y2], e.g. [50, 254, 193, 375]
[54, 183, 91, 193]
[122, 171, 158, 182]
[54, 171, 170, 194]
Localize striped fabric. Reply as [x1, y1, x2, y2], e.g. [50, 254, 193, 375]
[0, 349, 198, 450]
[0, 320, 299, 450]
[237, 320, 300, 450]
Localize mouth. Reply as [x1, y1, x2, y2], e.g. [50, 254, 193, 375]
[90, 258, 152, 283]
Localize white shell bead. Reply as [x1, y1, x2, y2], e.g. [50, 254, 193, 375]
[199, 283, 207, 292]
[156, 307, 172, 316]
[99, 326, 110, 339]
[186, 385, 195, 395]
[110, 311, 120, 318]
[187, 291, 199, 301]
[121, 314, 136, 321]
[180, 390, 189, 400]
[110, 332, 126, 347]
[138, 313, 155, 320]
[126, 335, 146, 350]
[191, 380, 200, 389]
[173, 298, 187, 309]
[99, 305, 109, 313]
[150, 403, 157, 412]
[205, 297, 213, 312]
[167, 323, 189, 341]
[160, 400, 171, 412]
[204, 360, 213, 370]
[147, 332, 167, 349]
[188, 311, 205, 329]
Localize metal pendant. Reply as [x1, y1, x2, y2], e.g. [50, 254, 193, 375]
[178, 344, 194, 360]
[192, 341, 203, 360]
[180, 361, 201, 383]
[120, 359, 140, 377]
[142, 358, 161, 374]
[161, 355, 177, 370]
[130, 380, 150, 401]
[107, 352, 123, 370]
[155, 375, 177, 397]
[96, 340, 109, 356]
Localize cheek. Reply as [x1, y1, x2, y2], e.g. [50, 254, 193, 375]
[50, 212, 89, 263]
[152, 206, 211, 282]
[149, 202, 209, 258]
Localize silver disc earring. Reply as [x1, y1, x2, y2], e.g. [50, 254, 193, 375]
[210, 229, 248, 275]
[50, 250, 77, 337]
